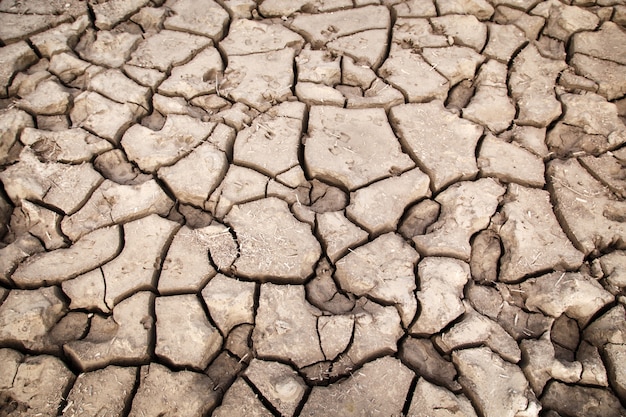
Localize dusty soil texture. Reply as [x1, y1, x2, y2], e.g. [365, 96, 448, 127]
[1, 0, 626, 416]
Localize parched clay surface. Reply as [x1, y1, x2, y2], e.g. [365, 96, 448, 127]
[1, 1, 626, 416]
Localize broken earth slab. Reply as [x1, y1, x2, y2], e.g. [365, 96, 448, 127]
[389, 101, 484, 192]
[225, 197, 321, 282]
[498, 184, 584, 283]
[305, 106, 415, 191]
[334, 232, 420, 327]
[163, 0, 229, 41]
[408, 378, 478, 417]
[477, 134, 545, 187]
[8, 200, 66, 250]
[20, 127, 112, 164]
[399, 337, 461, 392]
[413, 178, 505, 261]
[315, 211, 369, 264]
[202, 274, 255, 336]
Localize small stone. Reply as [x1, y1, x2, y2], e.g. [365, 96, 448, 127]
[437, 303, 522, 363]
[305, 106, 415, 191]
[155, 294, 222, 370]
[379, 48, 449, 102]
[122, 114, 215, 172]
[390, 101, 483, 192]
[71, 91, 145, 144]
[253, 283, 324, 368]
[571, 21, 626, 65]
[91, 0, 149, 30]
[233, 101, 305, 177]
[77, 30, 142, 68]
[431, 15, 487, 51]
[20, 127, 112, 164]
[221, 49, 296, 112]
[499, 184, 584, 283]
[244, 359, 307, 417]
[128, 29, 211, 72]
[336, 233, 419, 326]
[0, 287, 66, 353]
[509, 44, 567, 127]
[212, 378, 272, 417]
[63, 366, 137, 417]
[12, 225, 120, 288]
[408, 378, 478, 417]
[410, 257, 469, 336]
[547, 158, 626, 255]
[128, 363, 218, 417]
[453, 347, 541, 417]
[413, 179, 505, 260]
[300, 356, 414, 417]
[0, 42, 38, 97]
[202, 274, 255, 335]
[64, 291, 154, 372]
[478, 135, 545, 186]
[519, 271, 614, 327]
[3, 354, 75, 416]
[102, 214, 179, 307]
[347, 168, 431, 235]
[400, 337, 461, 392]
[542, 381, 626, 417]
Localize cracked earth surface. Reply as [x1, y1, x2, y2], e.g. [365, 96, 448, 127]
[0, 0, 626, 416]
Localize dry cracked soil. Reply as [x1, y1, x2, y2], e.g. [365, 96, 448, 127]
[0, 0, 626, 416]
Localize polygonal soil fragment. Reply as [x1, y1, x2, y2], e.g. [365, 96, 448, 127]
[305, 106, 414, 191]
[9, 201, 65, 251]
[570, 21, 626, 65]
[0, 108, 33, 164]
[0, 287, 67, 353]
[413, 179, 505, 260]
[300, 356, 414, 417]
[202, 274, 255, 335]
[583, 304, 626, 348]
[62, 269, 110, 313]
[64, 291, 154, 372]
[128, 29, 211, 72]
[128, 363, 218, 417]
[478, 134, 545, 187]
[122, 114, 215, 172]
[91, 0, 148, 30]
[531, 0, 598, 41]
[408, 378, 478, 417]
[20, 127, 112, 164]
[0, 235, 43, 286]
[579, 149, 626, 199]
[541, 381, 626, 417]
[346, 168, 431, 235]
[410, 257, 469, 336]
[102, 214, 179, 308]
[233, 102, 305, 177]
[225, 197, 321, 282]
[453, 347, 541, 417]
[63, 365, 137, 417]
[61, 179, 173, 241]
[483, 22, 527, 62]
[509, 43, 567, 127]
[158, 47, 224, 100]
[547, 158, 626, 255]
[571, 53, 626, 101]
[208, 165, 269, 219]
[253, 283, 324, 368]
[335, 233, 420, 326]
[0, 148, 103, 215]
[244, 359, 307, 417]
[389, 101, 483, 192]
[498, 184, 584, 283]
[155, 294, 222, 370]
[421, 45, 484, 86]
[0, 41, 38, 97]
[315, 211, 369, 264]
[212, 378, 272, 417]
[77, 30, 142, 68]
[430, 14, 487, 51]
[220, 49, 296, 112]
[219, 18, 304, 56]
[11, 225, 120, 288]
[399, 337, 461, 392]
[0, 354, 75, 417]
[163, 0, 229, 41]
[159, 226, 218, 294]
[16, 78, 71, 115]
[518, 271, 614, 327]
